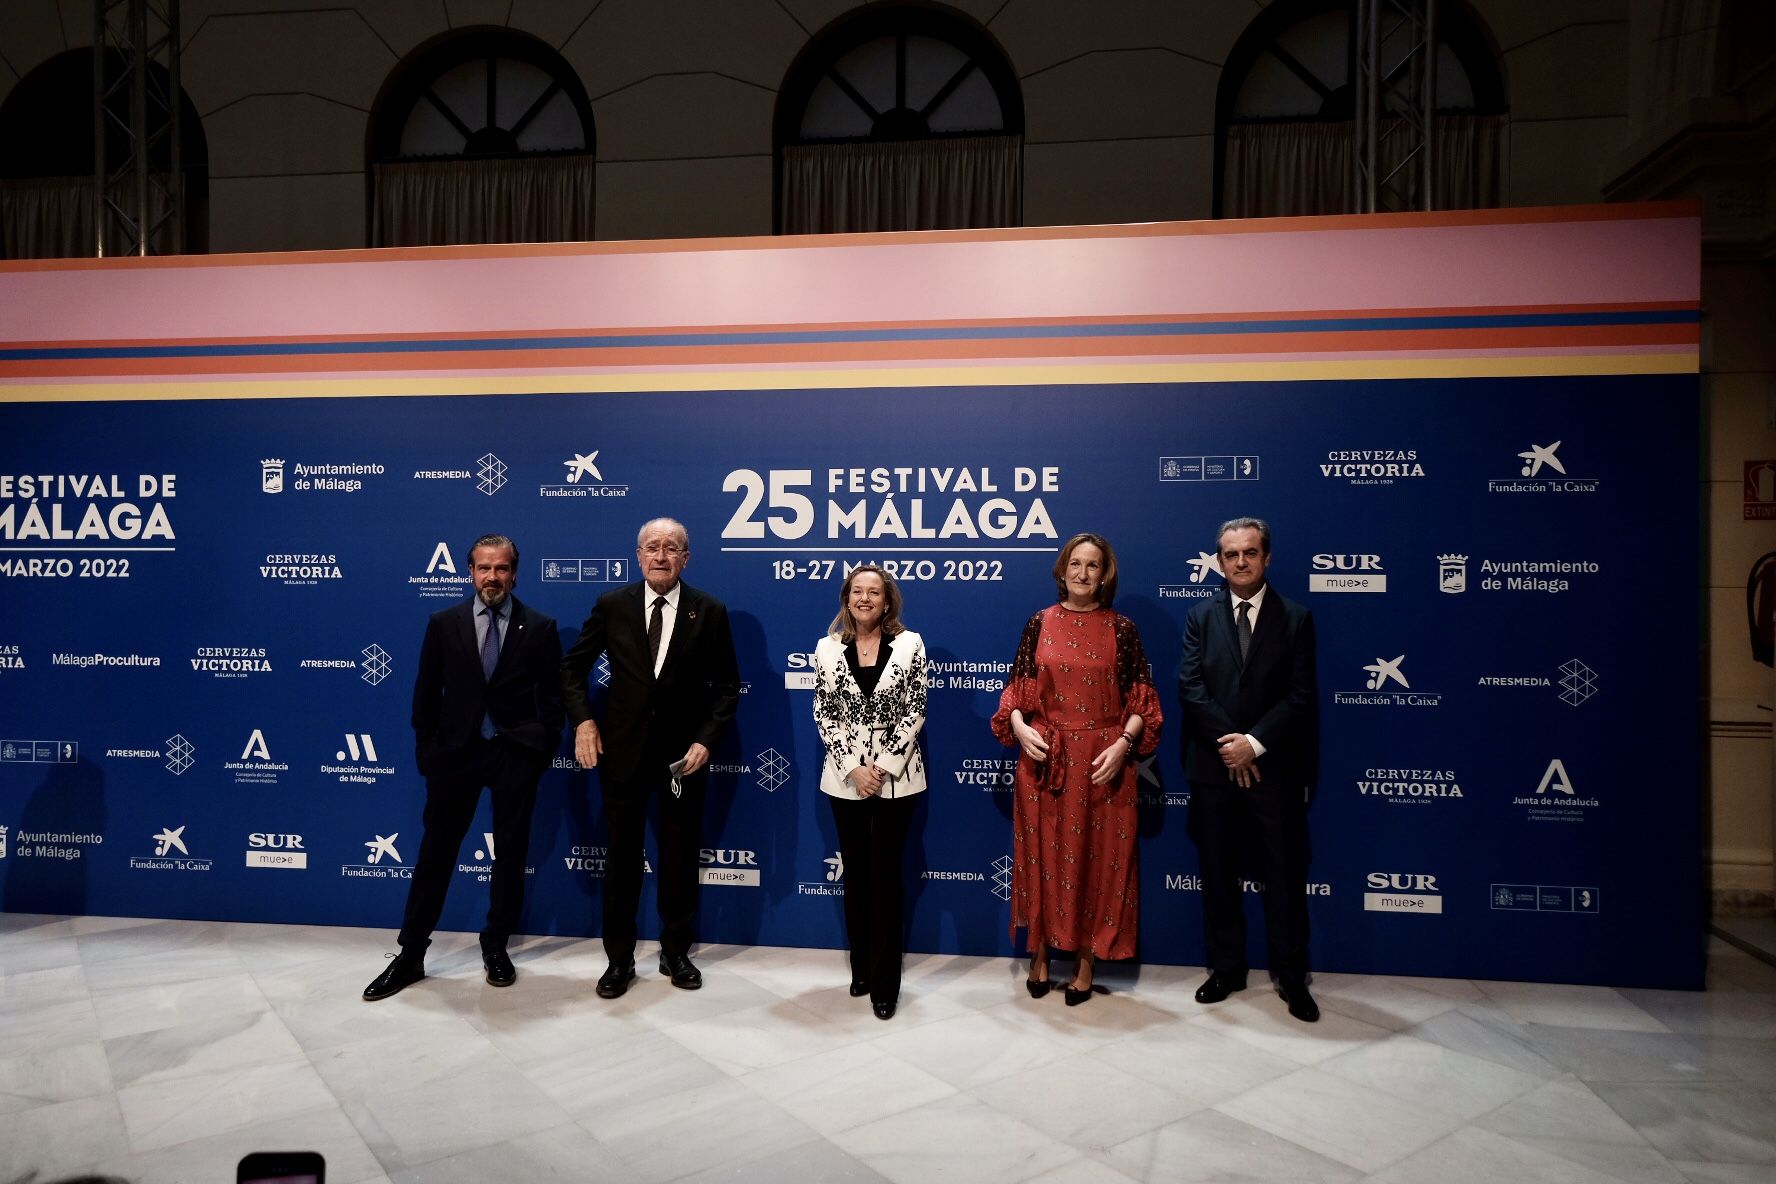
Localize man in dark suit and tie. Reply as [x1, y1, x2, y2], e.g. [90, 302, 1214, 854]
[561, 517, 741, 998]
[364, 533, 564, 1000]
[1178, 517, 1321, 1022]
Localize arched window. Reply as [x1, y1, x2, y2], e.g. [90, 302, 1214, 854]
[775, 3, 1024, 234]
[1215, 0, 1506, 218]
[0, 49, 208, 258]
[367, 27, 595, 247]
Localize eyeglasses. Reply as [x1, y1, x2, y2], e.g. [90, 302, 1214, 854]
[641, 542, 685, 557]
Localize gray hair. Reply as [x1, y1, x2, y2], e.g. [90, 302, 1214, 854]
[636, 517, 689, 549]
[1216, 517, 1271, 555]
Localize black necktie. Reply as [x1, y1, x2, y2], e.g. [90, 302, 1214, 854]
[1236, 600, 1251, 663]
[648, 595, 667, 668]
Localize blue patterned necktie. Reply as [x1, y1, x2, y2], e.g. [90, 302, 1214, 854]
[481, 606, 502, 680]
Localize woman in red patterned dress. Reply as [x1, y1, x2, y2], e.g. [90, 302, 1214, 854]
[991, 533, 1162, 1005]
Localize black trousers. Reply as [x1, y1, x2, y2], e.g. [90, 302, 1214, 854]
[1186, 778, 1312, 981]
[600, 764, 706, 965]
[829, 791, 916, 1006]
[399, 736, 544, 952]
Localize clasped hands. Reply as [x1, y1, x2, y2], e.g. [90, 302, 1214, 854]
[573, 720, 708, 777]
[1010, 713, 1129, 787]
[845, 764, 891, 797]
[1217, 732, 1262, 788]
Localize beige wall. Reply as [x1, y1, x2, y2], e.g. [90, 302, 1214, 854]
[3, 0, 1768, 904]
[0, 0, 1637, 251]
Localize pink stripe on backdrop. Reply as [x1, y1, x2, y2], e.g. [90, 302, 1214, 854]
[0, 212, 1699, 346]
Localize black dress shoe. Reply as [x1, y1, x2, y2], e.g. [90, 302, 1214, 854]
[1193, 970, 1248, 1004]
[873, 998, 896, 1020]
[849, 980, 870, 997]
[596, 962, 636, 999]
[1064, 982, 1099, 1007]
[482, 945, 516, 987]
[659, 951, 703, 990]
[1277, 978, 1320, 1023]
[362, 953, 424, 1001]
[1025, 977, 1053, 999]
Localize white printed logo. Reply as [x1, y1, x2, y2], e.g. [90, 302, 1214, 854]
[361, 644, 392, 686]
[426, 543, 456, 574]
[824, 851, 844, 882]
[1515, 757, 1599, 820]
[1489, 441, 1598, 493]
[476, 454, 508, 496]
[699, 847, 762, 887]
[1535, 758, 1575, 796]
[1309, 554, 1386, 593]
[1558, 660, 1597, 706]
[1363, 655, 1410, 690]
[990, 855, 1013, 901]
[165, 734, 194, 776]
[1335, 654, 1440, 707]
[132, 824, 213, 871]
[756, 748, 791, 792]
[1186, 552, 1221, 584]
[541, 449, 627, 499]
[241, 730, 271, 761]
[1363, 871, 1443, 914]
[261, 459, 285, 494]
[563, 452, 603, 483]
[1518, 441, 1566, 477]
[365, 833, 401, 864]
[337, 734, 379, 762]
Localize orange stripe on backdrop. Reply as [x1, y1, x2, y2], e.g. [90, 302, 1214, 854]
[0, 301, 1703, 351]
[0, 325, 1703, 379]
[0, 202, 1703, 275]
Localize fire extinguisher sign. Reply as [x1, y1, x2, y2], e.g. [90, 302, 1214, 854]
[1746, 461, 1776, 520]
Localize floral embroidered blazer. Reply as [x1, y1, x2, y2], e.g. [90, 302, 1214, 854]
[812, 630, 928, 799]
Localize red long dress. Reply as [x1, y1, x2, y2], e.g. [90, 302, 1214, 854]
[991, 604, 1162, 960]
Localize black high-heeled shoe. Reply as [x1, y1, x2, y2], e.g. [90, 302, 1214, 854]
[1025, 977, 1053, 999]
[1064, 981, 1098, 1006]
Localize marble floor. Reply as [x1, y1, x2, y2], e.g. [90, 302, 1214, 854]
[3, 915, 1774, 1184]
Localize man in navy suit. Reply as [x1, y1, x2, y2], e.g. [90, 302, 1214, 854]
[561, 517, 741, 998]
[363, 533, 564, 1000]
[1178, 517, 1321, 1022]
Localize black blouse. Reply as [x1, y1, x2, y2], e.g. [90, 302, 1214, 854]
[845, 636, 889, 697]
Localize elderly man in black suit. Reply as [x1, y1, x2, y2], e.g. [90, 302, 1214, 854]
[561, 517, 741, 998]
[1178, 516, 1321, 1022]
[364, 533, 564, 1000]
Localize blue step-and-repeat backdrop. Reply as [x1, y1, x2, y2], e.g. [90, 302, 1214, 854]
[0, 372, 1701, 987]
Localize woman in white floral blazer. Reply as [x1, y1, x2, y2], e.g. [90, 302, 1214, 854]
[813, 564, 927, 1020]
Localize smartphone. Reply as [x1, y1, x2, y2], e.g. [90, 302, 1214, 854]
[238, 1151, 325, 1183]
